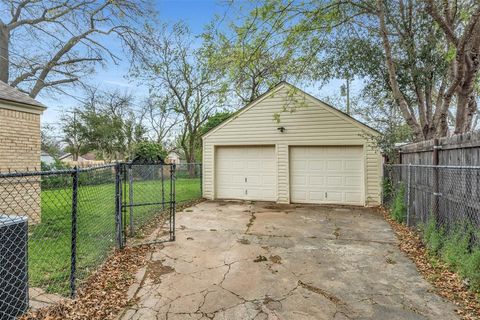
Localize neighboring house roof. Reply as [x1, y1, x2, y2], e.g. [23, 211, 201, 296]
[202, 81, 379, 139]
[0, 81, 46, 109]
[81, 152, 97, 161]
[59, 153, 73, 160]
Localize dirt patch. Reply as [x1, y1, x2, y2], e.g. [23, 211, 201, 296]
[333, 226, 340, 239]
[20, 245, 151, 320]
[237, 238, 250, 245]
[269, 255, 282, 264]
[253, 255, 268, 262]
[298, 280, 345, 306]
[145, 260, 174, 284]
[380, 207, 480, 320]
[246, 212, 256, 231]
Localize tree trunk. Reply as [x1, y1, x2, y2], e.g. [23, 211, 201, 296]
[187, 140, 196, 178]
[0, 25, 9, 83]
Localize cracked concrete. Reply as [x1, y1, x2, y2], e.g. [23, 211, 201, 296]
[119, 201, 459, 320]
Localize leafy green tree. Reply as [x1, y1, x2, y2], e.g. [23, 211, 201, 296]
[194, 111, 233, 160]
[224, 0, 480, 141]
[61, 89, 146, 162]
[201, 5, 305, 104]
[132, 23, 226, 174]
[41, 124, 62, 158]
[198, 111, 233, 137]
[132, 141, 167, 163]
[61, 110, 88, 161]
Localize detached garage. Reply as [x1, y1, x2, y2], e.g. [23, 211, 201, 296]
[202, 82, 382, 206]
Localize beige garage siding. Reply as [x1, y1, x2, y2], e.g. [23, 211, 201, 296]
[202, 83, 382, 206]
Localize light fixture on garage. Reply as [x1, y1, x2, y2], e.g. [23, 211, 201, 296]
[277, 126, 286, 133]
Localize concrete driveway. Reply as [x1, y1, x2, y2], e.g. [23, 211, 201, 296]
[120, 201, 459, 320]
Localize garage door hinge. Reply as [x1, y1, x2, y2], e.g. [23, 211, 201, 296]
[325, 192, 327, 198]
[245, 189, 248, 195]
[245, 177, 247, 183]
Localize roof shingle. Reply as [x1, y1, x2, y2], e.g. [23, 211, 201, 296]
[0, 81, 46, 108]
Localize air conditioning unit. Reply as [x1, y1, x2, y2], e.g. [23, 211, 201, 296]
[0, 215, 29, 319]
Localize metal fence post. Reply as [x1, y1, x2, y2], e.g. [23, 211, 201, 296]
[161, 164, 165, 210]
[70, 166, 79, 298]
[432, 138, 440, 226]
[170, 163, 176, 241]
[115, 162, 123, 249]
[406, 164, 411, 226]
[128, 165, 134, 236]
[199, 163, 203, 197]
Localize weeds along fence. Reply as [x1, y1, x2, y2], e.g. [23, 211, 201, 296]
[383, 164, 480, 243]
[0, 162, 202, 319]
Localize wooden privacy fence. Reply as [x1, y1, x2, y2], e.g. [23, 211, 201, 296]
[397, 131, 480, 166]
[384, 132, 480, 236]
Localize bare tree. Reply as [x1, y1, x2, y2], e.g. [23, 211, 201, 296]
[0, 0, 153, 98]
[143, 95, 180, 145]
[132, 23, 225, 174]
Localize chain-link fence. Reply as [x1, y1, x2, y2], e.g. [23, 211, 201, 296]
[121, 163, 175, 244]
[175, 163, 202, 203]
[0, 162, 202, 319]
[383, 164, 480, 242]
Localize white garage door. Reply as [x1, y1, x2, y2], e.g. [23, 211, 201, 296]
[216, 146, 276, 201]
[290, 146, 364, 205]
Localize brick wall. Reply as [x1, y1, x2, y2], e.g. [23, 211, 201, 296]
[0, 108, 41, 171]
[0, 106, 42, 223]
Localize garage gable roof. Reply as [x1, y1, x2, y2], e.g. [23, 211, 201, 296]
[202, 82, 379, 139]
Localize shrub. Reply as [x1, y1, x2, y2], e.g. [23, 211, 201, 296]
[422, 218, 480, 292]
[382, 177, 393, 203]
[422, 217, 444, 255]
[442, 225, 470, 270]
[132, 142, 167, 163]
[391, 183, 407, 223]
[441, 225, 480, 291]
[462, 246, 480, 291]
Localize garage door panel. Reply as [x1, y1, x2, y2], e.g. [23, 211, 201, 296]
[309, 176, 324, 185]
[232, 161, 245, 169]
[262, 175, 276, 185]
[290, 146, 364, 205]
[326, 161, 342, 170]
[326, 191, 342, 202]
[345, 176, 362, 186]
[292, 160, 307, 170]
[216, 146, 276, 201]
[292, 176, 307, 187]
[345, 192, 362, 203]
[344, 160, 362, 170]
[308, 160, 324, 170]
[327, 176, 345, 187]
[217, 187, 244, 199]
[308, 191, 325, 202]
[291, 190, 307, 201]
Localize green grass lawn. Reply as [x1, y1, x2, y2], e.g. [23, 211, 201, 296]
[29, 177, 201, 295]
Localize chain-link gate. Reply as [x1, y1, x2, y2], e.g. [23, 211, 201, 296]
[118, 162, 176, 247]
